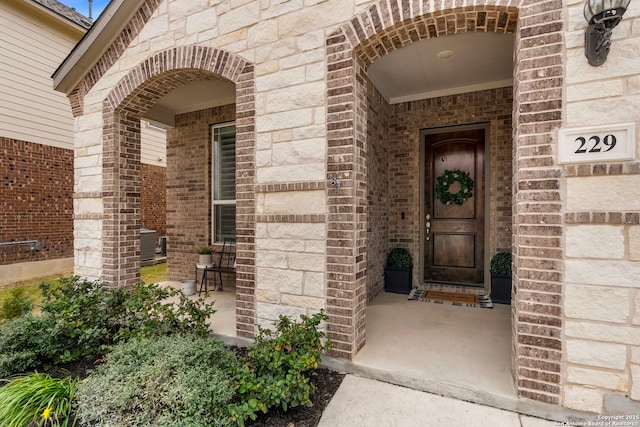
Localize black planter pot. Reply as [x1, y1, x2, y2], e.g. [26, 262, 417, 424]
[384, 267, 412, 294]
[491, 273, 512, 304]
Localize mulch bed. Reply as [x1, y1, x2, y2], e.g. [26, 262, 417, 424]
[43, 348, 345, 427]
[246, 368, 345, 427]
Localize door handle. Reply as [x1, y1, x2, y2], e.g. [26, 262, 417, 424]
[425, 216, 431, 241]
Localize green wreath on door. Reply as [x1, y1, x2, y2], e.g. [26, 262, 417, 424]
[435, 169, 474, 206]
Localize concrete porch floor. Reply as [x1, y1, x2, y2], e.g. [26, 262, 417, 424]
[350, 291, 515, 400]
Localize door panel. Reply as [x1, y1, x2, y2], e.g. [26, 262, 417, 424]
[433, 233, 476, 268]
[424, 129, 485, 286]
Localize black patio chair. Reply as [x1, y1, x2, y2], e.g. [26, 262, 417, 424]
[199, 238, 236, 295]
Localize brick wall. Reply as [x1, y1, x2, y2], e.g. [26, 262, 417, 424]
[0, 137, 166, 268]
[365, 75, 389, 301]
[0, 137, 73, 264]
[141, 163, 166, 238]
[166, 105, 235, 282]
[388, 88, 514, 292]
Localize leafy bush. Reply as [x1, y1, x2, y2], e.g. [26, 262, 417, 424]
[386, 248, 413, 268]
[0, 288, 34, 322]
[0, 315, 57, 377]
[228, 310, 332, 426]
[75, 335, 240, 427]
[490, 252, 512, 275]
[0, 372, 78, 427]
[40, 277, 215, 363]
[0, 277, 216, 376]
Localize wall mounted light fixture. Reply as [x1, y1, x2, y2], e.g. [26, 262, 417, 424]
[329, 176, 341, 191]
[584, 0, 632, 66]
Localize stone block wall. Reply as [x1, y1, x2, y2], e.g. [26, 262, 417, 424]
[560, 0, 640, 413]
[0, 137, 73, 264]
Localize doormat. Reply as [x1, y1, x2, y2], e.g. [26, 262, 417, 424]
[408, 288, 493, 309]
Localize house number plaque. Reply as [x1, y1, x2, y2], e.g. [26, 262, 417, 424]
[558, 123, 635, 164]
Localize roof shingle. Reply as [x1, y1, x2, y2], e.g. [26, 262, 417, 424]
[31, 0, 92, 29]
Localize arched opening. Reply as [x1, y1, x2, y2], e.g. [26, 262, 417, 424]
[101, 46, 256, 339]
[326, 1, 564, 406]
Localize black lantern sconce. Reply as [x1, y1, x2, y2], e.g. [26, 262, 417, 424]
[584, 0, 632, 66]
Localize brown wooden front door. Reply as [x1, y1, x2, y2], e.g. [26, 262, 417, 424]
[424, 128, 485, 286]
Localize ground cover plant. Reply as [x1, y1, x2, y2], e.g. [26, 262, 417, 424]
[75, 335, 239, 426]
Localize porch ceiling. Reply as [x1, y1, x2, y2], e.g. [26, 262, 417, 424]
[144, 80, 236, 126]
[366, 32, 514, 104]
[143, 32, 513, 126]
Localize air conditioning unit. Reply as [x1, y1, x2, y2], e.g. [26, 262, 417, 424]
[140, 229, 156, 261]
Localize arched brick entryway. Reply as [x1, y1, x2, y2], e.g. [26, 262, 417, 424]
[101, 45, 257, 338]
[325, 1, 564, 404]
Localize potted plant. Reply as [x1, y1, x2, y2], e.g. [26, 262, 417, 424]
[196, 247, 213, 265]
[490, 251, 512, 304]
[384, 248, 413, 294]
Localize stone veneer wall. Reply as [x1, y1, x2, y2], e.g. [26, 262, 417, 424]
[0, 137, 73, 264]
[388, 88, 514, 292]
[166, 105, 235, 282]
[560, 0, 640, 413]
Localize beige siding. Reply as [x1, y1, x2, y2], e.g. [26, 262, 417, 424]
[141, 120, 167, 167]
[0, 1, 83, 150]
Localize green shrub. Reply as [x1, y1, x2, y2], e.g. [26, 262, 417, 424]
[75, 335, 240, 427]
[0, 288, 34, 321]
[490, 252, 512, 275]
[112, 281, 216, 342]
[0, 315, 57, 377]
[228, 310, 332, 426]
[386, 248, 413, 268]
[39, 277, 216, 363]
[39, 277, 117, 363]
[0, 372, 78, 427]
[0, 277, 216, 376]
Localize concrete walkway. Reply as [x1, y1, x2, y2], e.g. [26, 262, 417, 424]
[318, 375, 557, 427]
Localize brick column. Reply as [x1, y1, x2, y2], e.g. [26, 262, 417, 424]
[326, 30, 367, 359]
[101, 111, 142, 287]
[511, 0, 564, 404]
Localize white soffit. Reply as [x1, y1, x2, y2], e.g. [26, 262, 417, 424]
[143, 80, 236, 126]
[367, 32, 515, 104]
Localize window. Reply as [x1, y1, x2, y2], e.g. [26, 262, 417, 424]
[211, 123, 236, 243]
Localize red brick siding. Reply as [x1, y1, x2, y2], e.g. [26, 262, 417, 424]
[141, 163, 166, 238]
[1, 137, 166, 267]
[0, 137, 73, 264]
